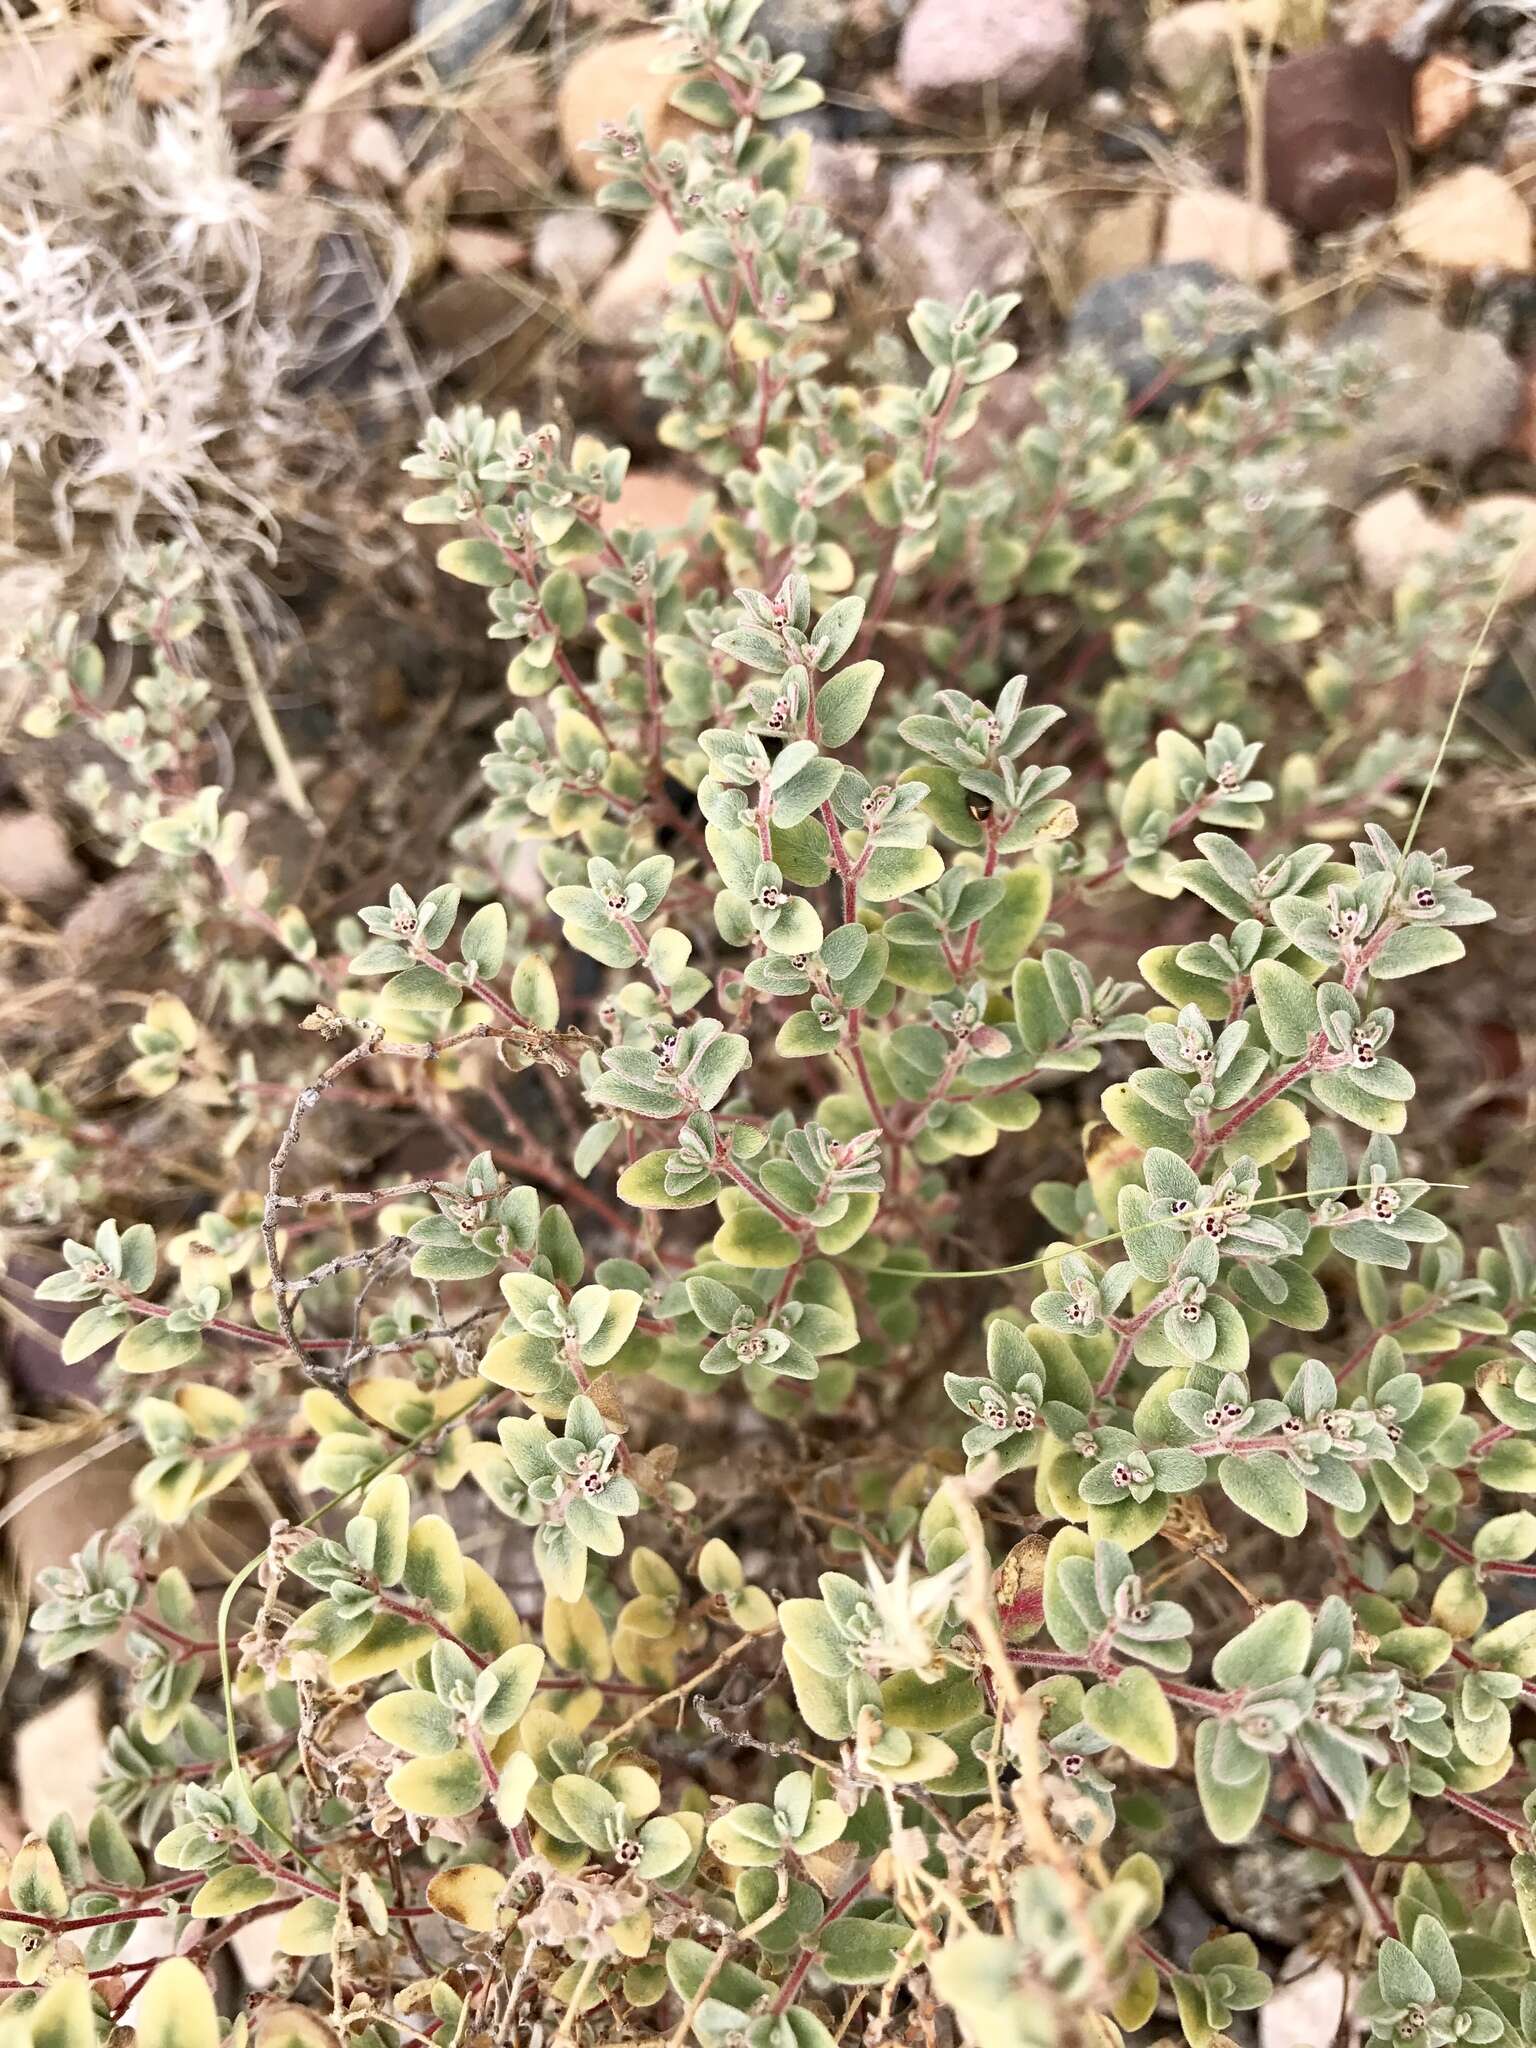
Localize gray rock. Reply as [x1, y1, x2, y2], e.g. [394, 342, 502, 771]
[532, 209, 621, 294]
[0, 810, 80, 905]
[872, 162, 1034, 307]
[898, 0, 1086, 111]
[756, 0, 843, 79]
[1317, 300, 1524, 501]
[1066, 261, 1273, 408]
[803, 140, 886, 230]
[412, 0, 526, 77]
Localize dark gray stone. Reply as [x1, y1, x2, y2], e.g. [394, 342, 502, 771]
[411, 0, 527, 77]
[1067, 261, 1274, 409]
[755, 0, 844, 78]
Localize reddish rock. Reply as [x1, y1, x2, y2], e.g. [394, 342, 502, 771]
[1252, 43, 1413, 235]
[897, 0, 1086, 112]
[1413, 52, 1477, 149]
[278, 0, 409, 57]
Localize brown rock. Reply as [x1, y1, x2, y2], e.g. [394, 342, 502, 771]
[1413, 52, 1477, 149]
[1160, 188, 1292, 284]
[278, 0, 409, 56]
[1255, 43, 1413, 234]
[414, 270, 523, 352]
[4, 1435, 139, 1621]
[1074, 194, 1161, 292]
[0, 811, 81, 906]
[60, 874, 147, 971]
[454, 59, 547, 213]
[1351, 489, 1456, 592]
[587, 208, 681, 348]
[557, 31, 694, 195]
[1398, 167, 1533, 276]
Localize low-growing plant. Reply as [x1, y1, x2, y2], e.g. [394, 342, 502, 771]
[4, 5, 1536, 2048]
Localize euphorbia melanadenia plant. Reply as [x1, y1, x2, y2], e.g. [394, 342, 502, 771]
[6, 5, 1536, 2048]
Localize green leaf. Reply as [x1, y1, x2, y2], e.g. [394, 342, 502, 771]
[189, 1865, 279, 1917]
[511, 954, 559, 1029]
[27, 1975, 95, 2048]
[977, 866, 1051, 978]
[860, 844, 944, 902]
[1211, 1600, 1312, 1687]
[360, 1472, 409, 1583]
[1193, 1720, 1270, 1845]
[1218, 1451, 1307, 1537]
[10, 1837, 68, 1917]
[1250, 960, 1318, 1057]
[1220, 1096, 1310, 1166]
[276, 1897, 339, 1957]
[115, 1320, 203, 1375]
[1370, 925, 1465, 979]
[381, 965, 462, 1014]
[713, 1205, 802, 1269]
[386, 1748, 486, 1818]
[1084, 1668, 1177, 1766]
[816, 662, 883, 747]
[403, 1515, 467, 1614]
[817, 1917, 912, 1984]
[460, 903, 508, 980]
[550, 1774, 621, 1853]
[616, 1152, 721, 1209]
[367, 1690, 459, 1757]
[135, 1958, 220, 2048]
[436, 539, 512, 586]
[88, 1807, 145, 1888]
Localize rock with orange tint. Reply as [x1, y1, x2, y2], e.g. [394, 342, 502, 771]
[1075, 194, 1161, 294]
[443, 225, 526, 276]
[557, 31, 694, 194]
[1351, 490, 1456, 594]
[1398, 167, 1533, 276]
[601, 470, 704, 551]
[1413, 52, 1477, 150]
[278, 0, 409, 56]
[1160, 187, 1292, 284]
